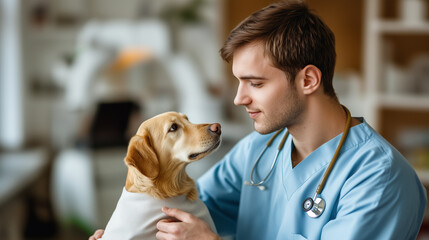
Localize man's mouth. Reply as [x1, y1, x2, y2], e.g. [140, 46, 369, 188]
[247, 111, 261, 119]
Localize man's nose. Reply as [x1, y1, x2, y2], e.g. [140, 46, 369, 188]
[234, 83, 251, 106]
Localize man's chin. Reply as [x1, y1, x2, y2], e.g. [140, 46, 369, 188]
[254, 122, 285, 135]
[254, 123, 273, 135]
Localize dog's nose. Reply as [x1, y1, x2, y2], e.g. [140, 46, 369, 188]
[209, 123, 221, 135]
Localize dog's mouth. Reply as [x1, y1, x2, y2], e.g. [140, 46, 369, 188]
[188, 139, 221, 160]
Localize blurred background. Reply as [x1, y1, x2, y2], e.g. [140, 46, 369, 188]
[1, 0, 429, 239]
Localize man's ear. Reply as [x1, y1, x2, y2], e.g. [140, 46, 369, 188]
[298, 65, 322, 95]
[124, 130, 159, 179]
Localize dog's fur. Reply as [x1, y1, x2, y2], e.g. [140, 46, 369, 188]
[101, 112, 220, 239]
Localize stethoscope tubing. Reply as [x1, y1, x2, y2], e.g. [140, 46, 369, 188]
[315, 106, 351, 195]
[245, 129, 289, 188]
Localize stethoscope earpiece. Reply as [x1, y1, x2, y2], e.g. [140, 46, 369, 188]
[244, 181, 267, 191]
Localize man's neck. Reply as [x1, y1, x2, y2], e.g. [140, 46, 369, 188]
[288, 99, 351, 167]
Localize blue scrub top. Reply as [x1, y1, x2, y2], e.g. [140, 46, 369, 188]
[197, 120, 427, 240]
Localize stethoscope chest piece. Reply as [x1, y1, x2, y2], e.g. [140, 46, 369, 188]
[302, 196, 325, 218]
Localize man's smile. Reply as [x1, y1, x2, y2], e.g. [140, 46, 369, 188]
[247, 110, 261, 119]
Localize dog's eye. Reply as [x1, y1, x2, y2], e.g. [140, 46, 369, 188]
[169, 123, 178, 132]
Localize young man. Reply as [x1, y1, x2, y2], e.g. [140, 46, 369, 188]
[91, 1, 427, 239]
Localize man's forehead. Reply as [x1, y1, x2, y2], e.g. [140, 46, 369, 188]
[233, 48, 274, 79]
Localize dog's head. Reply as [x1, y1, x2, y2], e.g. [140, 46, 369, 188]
[124, 111, 221, 183]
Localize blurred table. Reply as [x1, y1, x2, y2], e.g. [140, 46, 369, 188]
[0, 148, 48, 240]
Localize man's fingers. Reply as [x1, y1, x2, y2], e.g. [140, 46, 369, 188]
[156, 229, 174, 240]
[95, 229, 105, 238]
[157, 219, 182, 235]
[160, 218, 179, 223]
[89, 229, 104, 240]
[161, 207, 194, 223]
[158, 208, 218, 240]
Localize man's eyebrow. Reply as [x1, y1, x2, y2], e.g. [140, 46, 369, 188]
[237, 75, 266, 80]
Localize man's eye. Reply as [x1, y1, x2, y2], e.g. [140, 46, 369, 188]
[169, 123, 178, 132]
[250, 82, 263, 87]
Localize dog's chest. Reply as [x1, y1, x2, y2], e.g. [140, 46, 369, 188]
[101, 188, 216, 239]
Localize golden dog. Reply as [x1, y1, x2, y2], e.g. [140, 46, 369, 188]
[100, 112, 220, 239]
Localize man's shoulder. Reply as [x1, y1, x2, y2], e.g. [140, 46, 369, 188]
[345, 120, 417, 180]
[346, 120, 395, 153]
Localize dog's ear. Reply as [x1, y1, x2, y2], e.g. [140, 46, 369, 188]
[124, 131, 159, 179]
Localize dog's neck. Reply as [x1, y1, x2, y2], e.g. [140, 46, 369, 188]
[125, 164, 198, 200]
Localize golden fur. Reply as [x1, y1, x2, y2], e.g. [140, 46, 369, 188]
[124, 112, 221, 200]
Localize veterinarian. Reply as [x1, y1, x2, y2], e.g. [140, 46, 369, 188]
[90, 1, 427, 239]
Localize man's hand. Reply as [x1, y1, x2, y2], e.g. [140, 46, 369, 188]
[88, 229, 104, 240]
[156, 207, 220, 240]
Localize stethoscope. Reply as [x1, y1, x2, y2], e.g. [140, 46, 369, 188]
[244, 106, 352, 218]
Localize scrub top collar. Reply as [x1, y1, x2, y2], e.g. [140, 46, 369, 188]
[282, 117, 368, 199]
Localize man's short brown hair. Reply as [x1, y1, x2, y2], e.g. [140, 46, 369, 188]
[220, 1, 337, 98]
